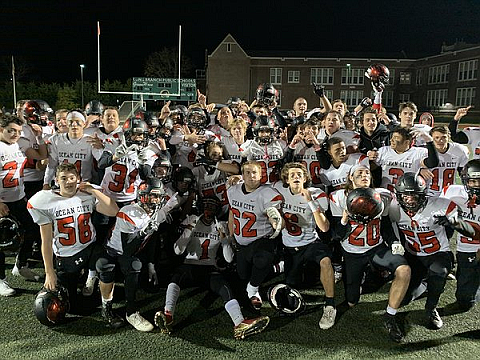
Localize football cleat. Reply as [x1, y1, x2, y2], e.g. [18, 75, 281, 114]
[319, 306, 337, 330]
[234, 316, 270, 340]
[383, 313, 404, 342]
[426, 308, 443, 330]
[82, 276, 98, 296]
[101, 301, 125, 329]
[154, 310, 173, 334]
[12, 263, 41, 282]
[126, 312, 154, 332]
[0, 278, 16, 297]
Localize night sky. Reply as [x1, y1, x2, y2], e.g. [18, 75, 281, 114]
[2, 0, 480, 83]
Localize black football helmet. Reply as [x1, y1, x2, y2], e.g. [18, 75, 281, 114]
[365, 63, 390, 92]
[170, 105, 188, 125]
[395, 172, 428, 216]
[461, 159, 480, 205]
[172, 167, 195, 195]
[137, 177, 167, 212]
[152, 153, 173, 183]
[34, 287, 70, 326]
[198, 196, 222, 220]
[255, 83, 278, 107]
[0, 215, 23, 252]
[22, 100, 45, 125]
[186, 107, 208, 132]
[346, 188, 384, 224]
[267, 283, 305, 315]
[253, 115, 276, 145]
[85, 100, 104, 116]
[123, 117, 149, 148]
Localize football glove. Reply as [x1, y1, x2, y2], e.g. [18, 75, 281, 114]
[312, 82, 325, 98]
[114, 144, 128, 160]
[266, 206, 282, 239]
[147, 262, 158, 285]
[391, 242, 405, 256]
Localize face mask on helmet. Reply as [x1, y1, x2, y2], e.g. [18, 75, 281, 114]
[34, 287, 70, 326]
[256, 83, 277, 107]
[85, 100, 104, 116]
[152, 156, 173, 183]
[461, 160, 480, 205]
[0, 216, 23, 252]
[137, 179, 167, 212]
[198, 196, 221, 221]
[267, 284, 305, 315]
[173, 167, 195, 195]
[346, 188, 384, 224]
[123, 118, 149, 148]
[187, 108, 207, 131]
[23, 100, 46, 126]
[395, 173, 428, 216]
[253, 115, 276, 146]
[365, 64, 390, 92]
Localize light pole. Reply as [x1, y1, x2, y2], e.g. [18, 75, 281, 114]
[80, 64, 85, 107]
[346, 63, 351, 85]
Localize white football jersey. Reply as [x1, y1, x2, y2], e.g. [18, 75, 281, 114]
[290, 141, 323, 186]
[273, 182, 328, 247]
[320, 153, 369, 191]
[440, 185, 480, 254]
[17, 124, 45, 182]
[0, 141, 27, 202]
[389, 196, 456, 256]
[44, 133, 103, 185]
[101, 149, 142, 202]
[323, 129, 360, 147]
[90, 126, 123, 154]
[227, 184, 283, 245]
[106, 203, 151, 256]
[221, 135, 244, 164]
[193, 166, 229, 216]
[27, 190, 97, 257]
[329, 188, 392, 254]
[411, 124, 432, 147]
[240, 139, 284, 184]
[427, 143, 469, 196]
[177, 215, 222, 266]
[460, 126, 480, 159]
[375, 146, 427, 192]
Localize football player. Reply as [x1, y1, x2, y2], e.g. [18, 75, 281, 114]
[440, 160, 480, 311]
[390, 172, 477, 329]
[27, 163, 119, 312]
[227, 161, 283, 310]
[221, 117, 247, 164]
[154, 196, 270, 339]
[96, 178, 177, 331]
[273, 163, 337, 329]
[329, 164, 411, 342]
[446, 106, 480, 157]
[0, 114, 47, 291]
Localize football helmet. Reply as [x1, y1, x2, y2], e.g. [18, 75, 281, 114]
[395, 172, 428, 216]
[152, 154, 173, 183]
[170, 105, 188, 125]
[123, 117, 149, 148]
[34, 286, 70, 326]
[85, 100, 104, 116]
[137, 177, 167, 212]
[0, 215, 23, 252]
[346, 188, 384, 224]
[255, 83, 278, 107]
[22, 100, 45, 125]
[365, 63, 390, 92]
[461, 159, 480, 205]
[172, 167, 195, 195]
[253, 115, 276, 145]
[197, 196, 221, 219]
[267, 283, 305, 315]
[186, 107, 208, 132]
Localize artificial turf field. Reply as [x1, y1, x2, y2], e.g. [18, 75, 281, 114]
[0, 254, 479, 360]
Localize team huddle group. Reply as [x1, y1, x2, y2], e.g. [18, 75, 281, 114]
[0, 82, 479, 342]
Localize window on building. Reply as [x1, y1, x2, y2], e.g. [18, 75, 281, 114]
[270, 68, 282, 85]
[310, 68, 334, 85]
[324, 90, 333, 102]
[288, 70, 300, 83]
[426, 89, 448, 107]
[399, 72, 411, 84]
[341, 68, 364, 85]
[340, 90, 364, 107]
[456, 87, 476, 107]
[399, 94, 411, 102]
[428, 64, 449, 84]
[386, 69, 395, 86]
[416, 69, 422, 85]
[458, 59, 478, 81]
[226, 43, 232, 52]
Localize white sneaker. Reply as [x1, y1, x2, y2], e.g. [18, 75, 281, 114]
[82, 276, 98, 296]
[12, 263, 41, 282]
[126, 312, 154, 332]
[0, 278, 15, 297]
[319, 306, 337, 330]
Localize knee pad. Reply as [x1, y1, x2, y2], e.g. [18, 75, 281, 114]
[129, 259, 142, 274]
[430, 262, 449, 279]
[96, 257, 116, 283]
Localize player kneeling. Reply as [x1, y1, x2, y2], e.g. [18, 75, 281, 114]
[154, 197, 270, 339]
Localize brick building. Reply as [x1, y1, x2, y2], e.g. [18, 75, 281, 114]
[206, 34, 480, 118]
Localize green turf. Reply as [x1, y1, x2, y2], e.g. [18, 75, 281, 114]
[0, 255, 478, 360]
